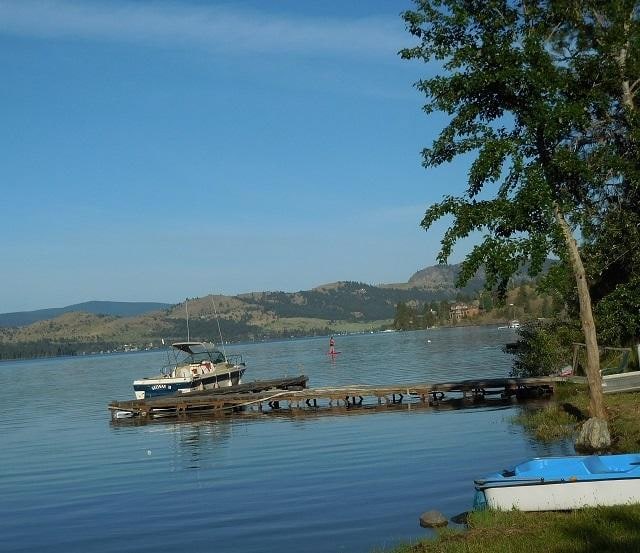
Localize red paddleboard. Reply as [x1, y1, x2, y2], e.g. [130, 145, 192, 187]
[327, 351, 341, 355]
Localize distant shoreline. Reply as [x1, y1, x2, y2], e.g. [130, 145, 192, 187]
[0, 324, 517, 362]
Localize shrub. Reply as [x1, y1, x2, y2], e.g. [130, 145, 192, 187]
[509, 319, 582, 377]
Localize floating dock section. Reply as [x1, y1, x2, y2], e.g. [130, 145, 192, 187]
[108, 375, 567, 419]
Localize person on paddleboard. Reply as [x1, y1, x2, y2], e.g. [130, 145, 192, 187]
[329, 336, 336, 354]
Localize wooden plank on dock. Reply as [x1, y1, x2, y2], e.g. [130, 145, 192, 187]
[109, 375, 308, 414]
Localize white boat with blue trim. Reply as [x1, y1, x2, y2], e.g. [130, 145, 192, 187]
[133, 341, 246, 399]
[474, 453, 640, 511]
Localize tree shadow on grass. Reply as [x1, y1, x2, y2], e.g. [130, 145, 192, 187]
[555, 507, 640, 553]
[561, 402, 588, 422]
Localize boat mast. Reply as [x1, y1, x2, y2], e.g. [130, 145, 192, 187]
[210, 295, 227, 359]
[185, 298, 190, 341]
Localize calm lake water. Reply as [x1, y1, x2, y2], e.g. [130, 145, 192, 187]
[0, 327, 574, 553]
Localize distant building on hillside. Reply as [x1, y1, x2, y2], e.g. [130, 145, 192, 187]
[449, 302, 480, 320]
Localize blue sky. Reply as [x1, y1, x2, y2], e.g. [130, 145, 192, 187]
[0, 0, 474, 312]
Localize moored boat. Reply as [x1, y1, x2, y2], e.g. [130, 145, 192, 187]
[474, 453, 640, 511]
[498, 320, 521, 330]
[133, 341, 246, 399]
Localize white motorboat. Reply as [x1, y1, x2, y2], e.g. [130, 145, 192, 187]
[133, 341, 246, 399]
[498, 320, 521, 330]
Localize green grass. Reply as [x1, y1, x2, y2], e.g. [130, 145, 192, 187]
[513, 383, 640, 453]
[512, 404, 578, 442]
[604, 393, 640, 453]
[553, 382, 590, 404]
[384, 505, 640, 553]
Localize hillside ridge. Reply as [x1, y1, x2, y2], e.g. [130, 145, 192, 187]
[0, 301, 172, 328]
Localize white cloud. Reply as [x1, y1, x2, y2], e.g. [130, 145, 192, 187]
[0, 0, 406, 58]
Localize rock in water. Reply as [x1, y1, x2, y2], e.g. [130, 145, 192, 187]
[450, 512, 469, 525]
[419, 510, 448, 528]
[575, 417, 611, 451]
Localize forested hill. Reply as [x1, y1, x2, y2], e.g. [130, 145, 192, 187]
[234, 281, 460, 321]
[407, 264, 485, 292]
[405, 259, 556, 292]
[0, 301, 172, 328]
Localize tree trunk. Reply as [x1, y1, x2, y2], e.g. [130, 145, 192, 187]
[553, 205, 610, 449]
[615, 15, 635, 111]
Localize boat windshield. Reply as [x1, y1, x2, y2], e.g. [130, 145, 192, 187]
[181, 351, 226, 365]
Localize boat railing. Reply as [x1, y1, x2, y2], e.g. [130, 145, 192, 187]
[225, 353, 245, 366]
[160, 363, 177, 376]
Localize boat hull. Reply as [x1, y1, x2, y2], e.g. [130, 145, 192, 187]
[480, 478, 640, 511]
[133, 367, 245, 399]
[475, 453, 640, 511]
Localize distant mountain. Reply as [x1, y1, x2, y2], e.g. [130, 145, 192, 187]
[407, 263, 486, 293]
[406, 260, 556, 292]
[0, 301, 172, 328]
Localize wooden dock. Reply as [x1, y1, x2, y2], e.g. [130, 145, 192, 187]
[108, 375, 568, 419]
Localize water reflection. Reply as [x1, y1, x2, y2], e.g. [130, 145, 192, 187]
[110, 394, 572, 474]
[112, 417, 235, 471]
[168, 420, 234, 471]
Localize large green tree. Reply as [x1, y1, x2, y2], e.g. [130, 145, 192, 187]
[557, 1, 640, 348]
[401, 1, 640, 449]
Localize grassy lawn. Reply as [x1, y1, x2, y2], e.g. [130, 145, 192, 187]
[388, 505, 640, 553]
[514, 383, 640, 453]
